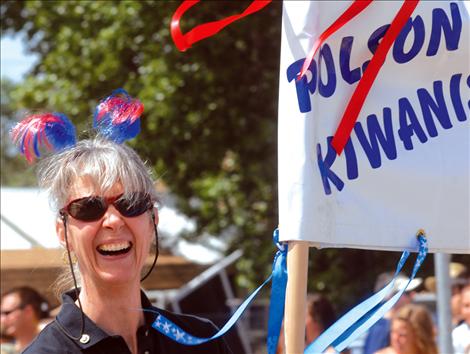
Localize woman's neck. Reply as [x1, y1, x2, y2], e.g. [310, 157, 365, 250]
[79, 282, 145, 354]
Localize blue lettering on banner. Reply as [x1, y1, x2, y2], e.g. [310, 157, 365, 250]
[317, 137, 358, 195]
[315, 73, 469, 195]
[344, 137, 358, 180]
[318, 44, 336, 97]
[398, 97, 428, 150]
[286, 58, 316, 113]
[427, 2, 462, 56]
[368, 25, 389, 54]
[283, 1, 467, 195]
[286, 2, 463, 115]
[340, 37, 361, 85]
[418, 80, 452, 137]
[393, 16, 425, 64]
[317, 137, 344, 195]
[354, 108, 397, 169]
[363, 24, 390, 72]
[450, 73, 468, 122]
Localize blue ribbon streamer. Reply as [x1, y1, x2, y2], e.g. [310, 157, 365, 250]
[305, 234, 428, 354]
[149, 229, 288, 352]
[148, 229, 427, 354]
[267, 229, 288, 354]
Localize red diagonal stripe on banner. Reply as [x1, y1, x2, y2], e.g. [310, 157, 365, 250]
[298, 0, 373, 80]
[331, 0, 420, 155]
[171, 0, 272, 52]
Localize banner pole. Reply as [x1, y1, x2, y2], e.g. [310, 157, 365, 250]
[284, 241, 310, 354]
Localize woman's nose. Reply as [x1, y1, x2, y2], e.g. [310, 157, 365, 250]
[101, 205, 125, 229]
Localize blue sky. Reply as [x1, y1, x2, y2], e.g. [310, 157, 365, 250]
[1, 33, 39, 82]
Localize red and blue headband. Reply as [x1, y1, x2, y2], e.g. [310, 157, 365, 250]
[10, 89, 144, 163]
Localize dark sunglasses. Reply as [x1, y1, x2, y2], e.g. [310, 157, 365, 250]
[61, 193, 153, 222]
[1, 304, 25, 316]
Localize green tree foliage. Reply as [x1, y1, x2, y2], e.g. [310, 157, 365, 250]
[1, 79, 37, 186]
[1, 0, 282, 291]
[1, 1, 442, 310]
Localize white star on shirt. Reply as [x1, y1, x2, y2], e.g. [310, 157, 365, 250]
[175, 329, 185, 341]
[163, 322, 171, 333]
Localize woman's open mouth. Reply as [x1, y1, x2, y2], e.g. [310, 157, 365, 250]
[97, 241, 132, 256]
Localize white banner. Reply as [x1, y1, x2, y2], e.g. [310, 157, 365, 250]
[278, 1, 470, 253]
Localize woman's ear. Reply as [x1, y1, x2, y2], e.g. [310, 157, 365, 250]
[56, 214, 70, 250]
[152, 207, 159, 227]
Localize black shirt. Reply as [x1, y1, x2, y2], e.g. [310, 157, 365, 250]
[23, 291, 232, 354]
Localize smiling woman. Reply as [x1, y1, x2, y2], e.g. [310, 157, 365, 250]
[10, 90, 232, 354]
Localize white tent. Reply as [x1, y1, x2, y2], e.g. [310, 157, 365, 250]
[0, 187, 226, 264]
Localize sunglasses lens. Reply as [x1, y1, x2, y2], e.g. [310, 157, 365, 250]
[64, 194, 151, 221]
[68, 197, 106, 221]
[115, 194, 152, 217]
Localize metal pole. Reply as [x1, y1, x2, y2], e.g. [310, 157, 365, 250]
[434, 253, 453, 354]
[1, 214, 42, 247]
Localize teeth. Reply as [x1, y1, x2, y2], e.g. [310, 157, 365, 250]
[98, 241, 131, 252]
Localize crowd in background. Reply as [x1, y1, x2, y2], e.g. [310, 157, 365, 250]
[364, 262, 470, 354]
[363, 262, 470, 354]
[275, 261, 470, 354]
[1, 261, 469, 354]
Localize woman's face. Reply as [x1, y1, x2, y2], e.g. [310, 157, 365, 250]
[57, 176, 156, 288]
[451, 289, 462, 321]
[462, 288, 470, 325]
[390, 319, 416, 354]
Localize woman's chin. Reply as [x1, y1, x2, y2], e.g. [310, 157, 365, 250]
[92, 269, 140, 287]
[93, 252, 138, 282]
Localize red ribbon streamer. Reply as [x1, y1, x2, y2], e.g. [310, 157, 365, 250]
[331, 0, 420, 155]
[170, 0, 419, 156]
[171, 0, 272, 52]
[298, 0, 373, 80]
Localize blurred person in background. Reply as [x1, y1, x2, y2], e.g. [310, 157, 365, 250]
[0, 286, 50, 353]
[363, 273, 422, 354]
[425, 262, 468, 328]
[374, 303, 437, 354]
[304, 293, 336, 347]
[305, 293, 350, 353]
[450, 276, 469, 329]
[453, 283, 470, 354]
[450, 280, 466, 328]
[276, 293, 348, 354]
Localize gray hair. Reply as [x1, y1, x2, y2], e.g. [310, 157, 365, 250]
[37, 137, 158, 212]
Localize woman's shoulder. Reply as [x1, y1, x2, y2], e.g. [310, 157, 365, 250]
[23, 320, 76, 354]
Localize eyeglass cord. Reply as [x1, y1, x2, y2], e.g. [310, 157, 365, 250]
[141, 212, 159, 282]
[54, 213, 86, 342]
